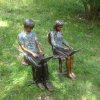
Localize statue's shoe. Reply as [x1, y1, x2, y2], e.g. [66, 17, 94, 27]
[37, 82, 45, 90]
[67, 74, 76, 80]
[71, 73, 76, 79]
[44, 81, 53, 92]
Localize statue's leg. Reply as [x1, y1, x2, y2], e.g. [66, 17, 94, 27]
[42, 62, 53, 91]
[42, 62, 49, 81]
[70, 56, 76, 78]
[25, 55, 42, 83]
[30, 66, 36, 83]
[66, 56, 76, 80]
[66, 57, 71, 76]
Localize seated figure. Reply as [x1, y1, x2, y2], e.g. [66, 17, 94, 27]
[49, 20, 78, 80]
[17, 19, 53, 91]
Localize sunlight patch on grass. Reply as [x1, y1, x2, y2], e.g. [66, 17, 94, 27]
[0, 71, 28, 98]
[53, 82, 63, 90]
[0, 20, 9, 27]
[81, 81, 97, 100]
[81, 95, 97, 100]
[12, 71, 28, 85]
[0, 61, 4, 67]
[52, 71, 65, 90]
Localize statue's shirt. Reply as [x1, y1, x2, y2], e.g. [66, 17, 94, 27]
[50, 31, 65, 49]
[18, 31, 39, 53]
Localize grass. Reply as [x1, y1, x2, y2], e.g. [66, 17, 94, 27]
[0, 0, 100, 100]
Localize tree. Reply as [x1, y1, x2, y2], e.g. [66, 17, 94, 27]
[81, 0, 100, 20]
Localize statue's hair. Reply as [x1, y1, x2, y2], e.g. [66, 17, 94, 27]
[24, 19, 35, 28]
[53, 20, 64, 30]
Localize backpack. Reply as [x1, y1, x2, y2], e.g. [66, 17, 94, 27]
[47, 32, 52, 46]
[47, 32, 53, 50]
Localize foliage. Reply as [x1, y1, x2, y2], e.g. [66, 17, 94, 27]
[81, 0, 100, 20]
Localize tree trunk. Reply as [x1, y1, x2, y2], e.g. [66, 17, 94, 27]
[82, 0, 99, 20]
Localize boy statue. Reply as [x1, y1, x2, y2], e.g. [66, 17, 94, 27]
[18, 19, 53, 91]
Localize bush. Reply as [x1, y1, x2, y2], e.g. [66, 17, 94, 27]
[81, 0, 100, 20]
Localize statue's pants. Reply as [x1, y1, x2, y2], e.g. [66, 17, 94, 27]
[24, 54, 49, 83]
[53, 48, 73, 58]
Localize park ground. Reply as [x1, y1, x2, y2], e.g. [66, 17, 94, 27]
[0, 0, 100, 100]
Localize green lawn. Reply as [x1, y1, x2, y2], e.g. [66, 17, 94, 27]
[0, 0, 100, 100]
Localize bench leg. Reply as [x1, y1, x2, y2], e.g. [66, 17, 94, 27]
[59, 58, 62, 73]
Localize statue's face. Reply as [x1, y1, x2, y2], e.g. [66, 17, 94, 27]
[56, 25, 63, 31]
[25, 26, 33, 33]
